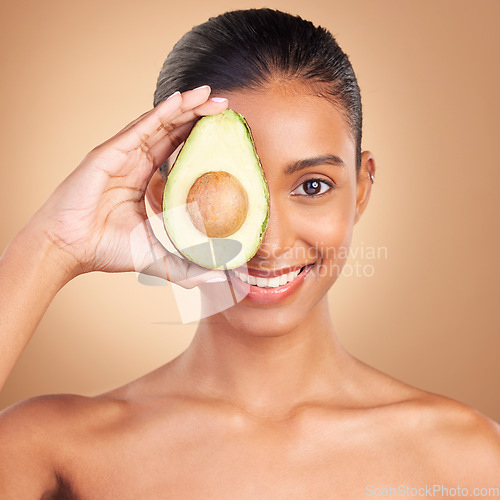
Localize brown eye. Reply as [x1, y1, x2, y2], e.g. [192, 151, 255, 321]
[304, 180, 321, 195]
[292, 178, 333, 197]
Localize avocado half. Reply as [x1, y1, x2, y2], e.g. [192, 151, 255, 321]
[162, 109, 269, 270]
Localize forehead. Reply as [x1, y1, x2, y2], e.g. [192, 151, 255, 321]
[221, 83, 356, 174]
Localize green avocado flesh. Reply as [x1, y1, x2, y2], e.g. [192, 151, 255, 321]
[162, 109, 270, 270]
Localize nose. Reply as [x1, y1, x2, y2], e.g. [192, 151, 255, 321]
[252, 196, 296, 263]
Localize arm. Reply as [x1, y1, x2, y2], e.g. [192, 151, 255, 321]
[0, 398, 60, 497]
[0, 86, 228, 392]
[0, 222, 74, 390]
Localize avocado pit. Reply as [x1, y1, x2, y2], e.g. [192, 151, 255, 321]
[186, 171, 249, 238]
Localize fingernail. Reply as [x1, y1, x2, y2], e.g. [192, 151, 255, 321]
[210, 97, 228, 103]
[193, 85, 210, 91]
[167, 91, 180, 100]
[205, 276, 227, 283]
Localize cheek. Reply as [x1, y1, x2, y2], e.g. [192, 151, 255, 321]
[298, 198, 355, 257]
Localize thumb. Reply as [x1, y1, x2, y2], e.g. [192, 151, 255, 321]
[140, 245, 228, 289]
[130, 214, 229, 289]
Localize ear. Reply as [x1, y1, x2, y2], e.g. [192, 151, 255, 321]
[354, 151, 376, 224]
[145, 169, 166, 214]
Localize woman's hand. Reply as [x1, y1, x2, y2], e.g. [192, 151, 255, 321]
[33, 85, 228, 288]
[0, 86, 228, 389]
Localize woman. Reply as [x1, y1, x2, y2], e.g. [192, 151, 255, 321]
[0, 8, 498, 498]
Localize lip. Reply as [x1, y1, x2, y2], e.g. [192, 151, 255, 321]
[238, 264, 306, 278]
[229, 263, 315, 305]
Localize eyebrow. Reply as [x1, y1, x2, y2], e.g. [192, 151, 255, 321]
[284, 154, 345, 175]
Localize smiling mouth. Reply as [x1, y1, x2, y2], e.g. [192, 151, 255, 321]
[232, 264, 313, 288]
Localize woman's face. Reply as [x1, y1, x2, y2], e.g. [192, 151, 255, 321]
[201, 82, 373, 336]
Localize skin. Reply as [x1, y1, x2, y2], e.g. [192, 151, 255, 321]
[0, 83, 499, 499]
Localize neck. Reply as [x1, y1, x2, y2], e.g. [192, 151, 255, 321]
[173, 297, 352, 418]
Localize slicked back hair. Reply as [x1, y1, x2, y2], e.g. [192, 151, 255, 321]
[154, 8, 363, 175]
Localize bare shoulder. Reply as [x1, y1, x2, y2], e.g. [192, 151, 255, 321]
[357, 362, 500, 482]
[415, 391, 500, 445]
[399, 390, 500, 482]
[0, 393, 129, 497]
[0, 391, 130, 432]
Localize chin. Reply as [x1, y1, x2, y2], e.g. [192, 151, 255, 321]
[221, 306, 305, 338]
[216, 285, 333, 339]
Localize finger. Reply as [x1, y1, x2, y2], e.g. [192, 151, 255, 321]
[159, 98, 229, 133]
[131, 220, 228, 288]
[148, 120, 195, 172]
[116, 86, 216, 152]
[115, 109, 151, 136]
[173, 258, 229, 289]
[90, 89, 228, 189]
[147, 98, 229, 170]
[113, 89, 228, 170]
[141, 247, 228, 289]
[191, 97, 229, 117]
[102, 86, 226, 153]
[140, 96, 229, 155]
[181, 262, 229, 289]
[113, 91, 183, 152]
[162, 96, 229, 130]
[177, 85, 213, 111]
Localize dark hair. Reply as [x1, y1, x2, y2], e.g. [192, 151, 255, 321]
[154, 8, 362, 173]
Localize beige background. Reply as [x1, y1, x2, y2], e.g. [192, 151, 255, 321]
[1, 0, 499, 420]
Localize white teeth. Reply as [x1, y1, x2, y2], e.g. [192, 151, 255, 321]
[278, 274, 288, 286]
[256, 277, 267, 288]
[234, 268, 302, 288]
[267, 277, 280, 288]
